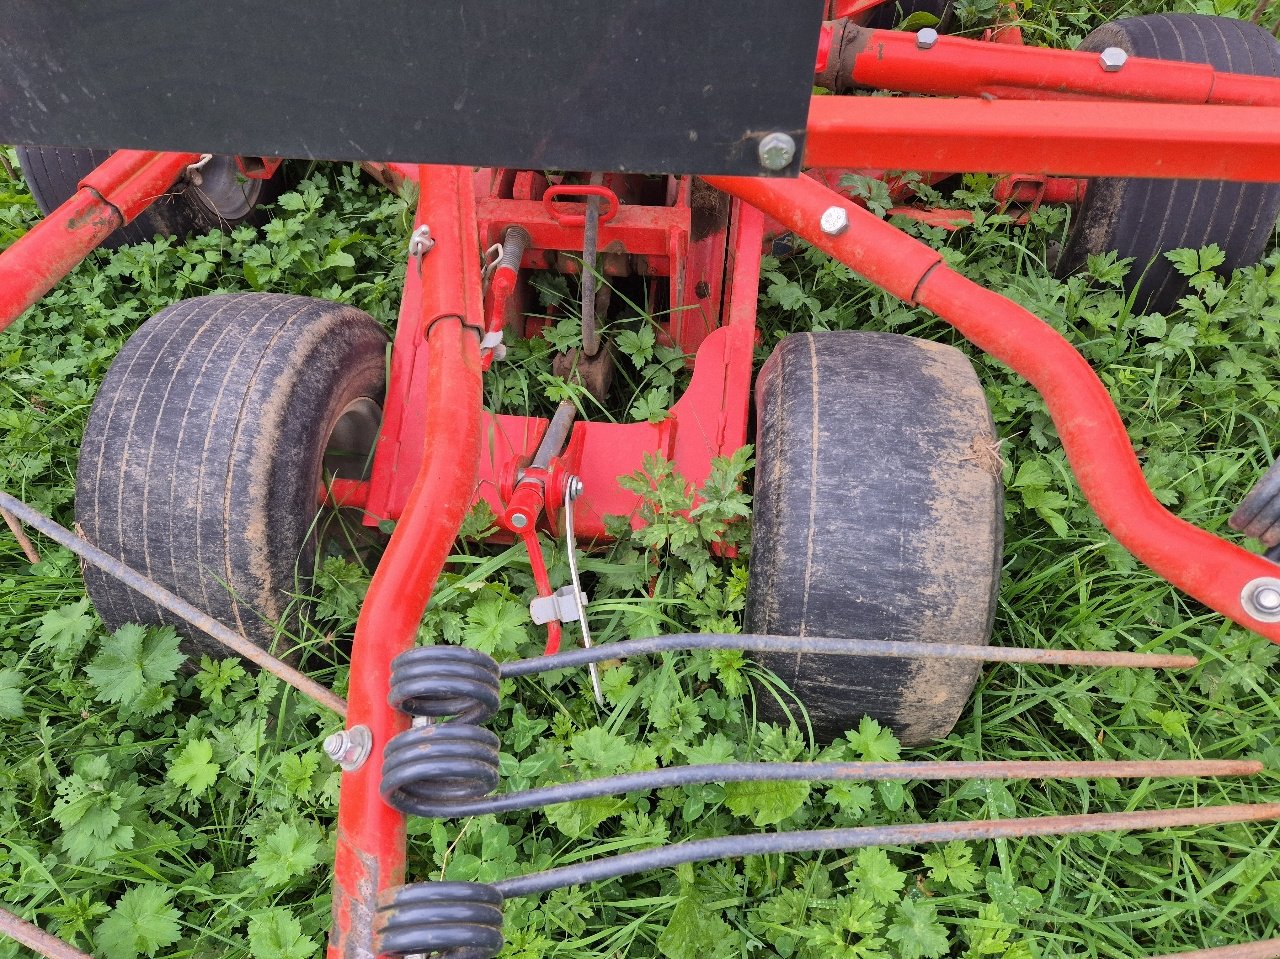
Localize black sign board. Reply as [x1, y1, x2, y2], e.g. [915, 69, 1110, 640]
[0, 1, 823, 176]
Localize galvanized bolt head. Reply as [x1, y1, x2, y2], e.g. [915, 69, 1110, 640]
[509, 512, 529, 529]
[1241, 577, 1280, 622]
[566, 476, 584, 501]
[819, 206, 850, 236]
[322, 725, 373, 771]
[757, 132, 797, 172]
[916, 27, 939, 50]
[1098, 47, 1128, 72]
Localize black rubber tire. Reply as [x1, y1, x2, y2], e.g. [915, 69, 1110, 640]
[1056, 14, 1280, 313]
[75, 293, 388, 657]
[15, 147, 285, 249]
[748, 332, 1003, 745]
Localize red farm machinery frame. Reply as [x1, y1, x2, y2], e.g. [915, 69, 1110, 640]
[3, 3, 1280, 958]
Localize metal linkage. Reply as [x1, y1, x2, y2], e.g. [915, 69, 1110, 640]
[374, 803, 1280, 958]
[0, 489, 348, 718]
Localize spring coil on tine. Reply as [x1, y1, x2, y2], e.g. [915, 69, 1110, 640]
[375, 882, 504, 959]
[388, 645, 501, 725]
[384, 646, 504, 815]
[381, 723, 501, 815]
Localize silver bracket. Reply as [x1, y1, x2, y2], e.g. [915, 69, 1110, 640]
[480, 329, 507, 362]
[531, 584, 587, 625]
[409, 224, 435, 259]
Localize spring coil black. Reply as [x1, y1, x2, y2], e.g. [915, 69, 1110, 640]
[375, 881, 504, 959]
[388, 645, 501, 724]
[379, 648, 507, 956]
[381, 722, 501, 814]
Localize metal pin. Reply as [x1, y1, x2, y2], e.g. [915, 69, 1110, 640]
[564, 477, 603, 706]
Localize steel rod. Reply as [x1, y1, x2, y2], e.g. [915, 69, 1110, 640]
[0, 490, 348, 718]
[390, 758, 1260, 819]
[0, 906, 93, 959]
[500, 632, 1197, 677]
[492, 803, 1280, 898]
[1151, 941, 1280, 959]
[803, 96, 1280, 182]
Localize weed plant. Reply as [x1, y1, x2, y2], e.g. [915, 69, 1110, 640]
[2, 0, 1280, 953]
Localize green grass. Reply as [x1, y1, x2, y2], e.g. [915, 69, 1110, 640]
[3, 1, 1280, 954]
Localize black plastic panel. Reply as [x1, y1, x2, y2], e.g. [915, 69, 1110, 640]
[0, 0, 823, 176]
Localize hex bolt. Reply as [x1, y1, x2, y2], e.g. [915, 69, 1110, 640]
[1241, 577, 1280, 622]
[916, 27, 939, 50]
[1098, 47, 1128, 72]
[820, 206, 850, 236]
[323, 725, 373, 772]
[566, 476, 584, 501]
[757, 132, 797, 172]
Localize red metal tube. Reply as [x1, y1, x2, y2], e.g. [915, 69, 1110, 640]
[0, 150, 198, 333]
[329, 166, 486, 959]
[833, 27, 1280, 105]
[705, 173, 1280, 643]
[804, 96, 1280, 182]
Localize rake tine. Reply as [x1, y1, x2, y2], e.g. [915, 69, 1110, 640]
[493, 803, 1280, 898]
[0, 905, 92, 959]
[502, 632, 1198, 677]
[1150, 941, 1280, 959]
[0, 489, 348, 718]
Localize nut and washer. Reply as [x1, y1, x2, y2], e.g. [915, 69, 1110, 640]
[757, 132, 797, 172]
[819, 206, 850, 236]
[1098, 47, 1128, 72]
[916, 27, 939, 50]
[323, 725, 373, 772]
[566, 475, 585, 501]
[1241, 577, 1280, 622]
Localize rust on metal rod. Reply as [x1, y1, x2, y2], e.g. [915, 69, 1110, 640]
[0, 906, 93, 959]
[503, 632, 1199, 678]
[2, 507, 41, 564]
[0, 489, 348, 718]
[1150, 941, 1280, 959]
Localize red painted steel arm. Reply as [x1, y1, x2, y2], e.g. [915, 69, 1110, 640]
[705, 172, 1280, 644]
[803, 96, 1280, 181]
[817, 23, 1280, 105]
[0, 150, 200, 333]
[329, 166, 486, 959]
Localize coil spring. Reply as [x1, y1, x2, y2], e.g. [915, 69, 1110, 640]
[383, 645, 504, 815]
[380, 648, 507, 954]
[375, 881, 504, 959]
[389, 645, 501, 724]
[382, 723, 500, 815]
